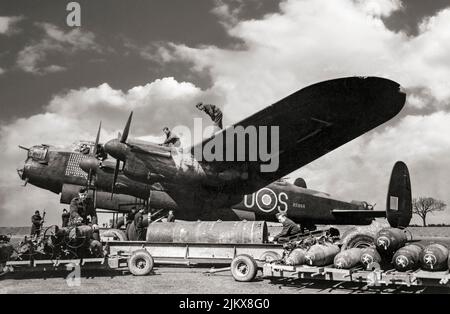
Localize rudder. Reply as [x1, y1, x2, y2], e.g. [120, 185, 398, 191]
[386, 161, 412, 228]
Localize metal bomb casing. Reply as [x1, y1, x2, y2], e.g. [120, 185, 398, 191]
[419, 243, 449, 271]
[285, 248, 307, 266]
[392, 243, 424, 271]
[305, 243, 340, 266]
[375, 227, 407, 255]
[334, 248, 363, 269]
[146, 221, 268, 244]
[360, 247, 382, 268]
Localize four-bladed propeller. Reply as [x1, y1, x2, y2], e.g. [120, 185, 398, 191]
[78, 121, 103, 207]
[78, 111, 134, 200]
[107, 111, 133, 199]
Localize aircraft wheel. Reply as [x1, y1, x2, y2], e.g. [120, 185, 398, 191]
[230, 254, 258, 282]
[259, 251, 281, 263]
[341, 233, 375, 250]
[101, 228, 127, 241]
[128, 250, 154, 276]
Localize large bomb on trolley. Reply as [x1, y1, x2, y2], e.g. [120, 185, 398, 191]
[375, 227, 407, 256]
[392, 243, 424, 271]
[419, 244, 449, 271]
[304, 243, 340, 266]
[334, 248, 363, 269]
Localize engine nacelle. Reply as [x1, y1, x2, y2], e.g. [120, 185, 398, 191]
[123, 154, 163, 184]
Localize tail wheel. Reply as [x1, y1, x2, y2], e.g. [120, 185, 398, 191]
[128, 250, 154, 276]
[230, 254, 258, 282]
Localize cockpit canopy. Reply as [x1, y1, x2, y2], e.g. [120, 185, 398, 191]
[71, 140, 108, 160]
[71, 141, 96, 155]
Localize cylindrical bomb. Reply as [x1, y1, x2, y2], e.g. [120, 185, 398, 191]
[68, 225, 94, 240]
[305, 243, 340, 266]
[360, 247, 382, 268]
[375, 228, 407, 255]
[285, 248, 307, 266]
[392, 243, 424, 271]
[334, 248, 363, 269]
[419, 244, 449, 271]
[146, 221, 267, 244]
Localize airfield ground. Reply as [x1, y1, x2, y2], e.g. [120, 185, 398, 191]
[1, 265, 450, 294]
[1, 226, 450, 294]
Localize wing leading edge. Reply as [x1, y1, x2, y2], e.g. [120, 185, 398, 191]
[191, 77, 406, 191]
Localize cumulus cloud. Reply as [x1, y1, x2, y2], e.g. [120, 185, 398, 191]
[0, 77, 224, 225]
[0, 16, 23, 35]
[293, 111, 450, 224]
[16, 23, 100, 74]
[162, 0, 450, 122]
[2, 0, 450, 225]
[147, 0, 450, 223]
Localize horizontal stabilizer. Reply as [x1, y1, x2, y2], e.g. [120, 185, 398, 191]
[332, 209, 386, 218]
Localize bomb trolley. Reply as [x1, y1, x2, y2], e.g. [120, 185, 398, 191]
[1, 240, 285, 281]
[261, 263, 450, 288]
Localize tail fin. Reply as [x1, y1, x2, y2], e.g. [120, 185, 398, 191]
[386, 161, 412, 228]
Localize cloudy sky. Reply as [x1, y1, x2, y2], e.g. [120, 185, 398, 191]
[1, 0, 450, 226]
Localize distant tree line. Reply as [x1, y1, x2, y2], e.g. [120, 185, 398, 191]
[412, 197, 447, 227]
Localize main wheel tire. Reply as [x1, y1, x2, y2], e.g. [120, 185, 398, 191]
[230, 254, 258, 282]
[101, 228, 127, 241]
[341, 233, 375, 250]
[259, 251, 281, 263]
[128, 250, 154, 276]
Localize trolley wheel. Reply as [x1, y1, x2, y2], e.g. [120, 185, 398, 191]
[230, 254, 258, 282]
[260, 251, 281, 263]
[128, 250, 154, 276]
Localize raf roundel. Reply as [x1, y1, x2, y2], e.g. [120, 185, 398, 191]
[255, 188, 278, 213]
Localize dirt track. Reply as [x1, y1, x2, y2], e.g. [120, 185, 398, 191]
[1, 266, 449, 294]
[2, 226, 450, 294]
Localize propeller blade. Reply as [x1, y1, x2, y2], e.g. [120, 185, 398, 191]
[92, 121, 102, 156]
[111, 159, 120, 199]
[120, 112, 133, 143]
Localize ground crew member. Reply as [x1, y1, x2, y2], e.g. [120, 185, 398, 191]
[160, 127, 181, 147]
[196, 102, 223, 129]
[134, 208, 146, 241]
[269, 212, 301, 243]
[166, 210, 175, 222]
[30, 210, 43, 238]
[69, 187, 98, 226]
[61, 208, 70, 227]
[126, 208, 137, 228]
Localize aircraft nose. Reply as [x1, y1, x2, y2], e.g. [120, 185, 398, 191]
[79, 157, 101, 174]
[104, 138, 127, 161]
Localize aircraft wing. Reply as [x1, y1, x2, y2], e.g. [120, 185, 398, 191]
[191, 77, 405, 192]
